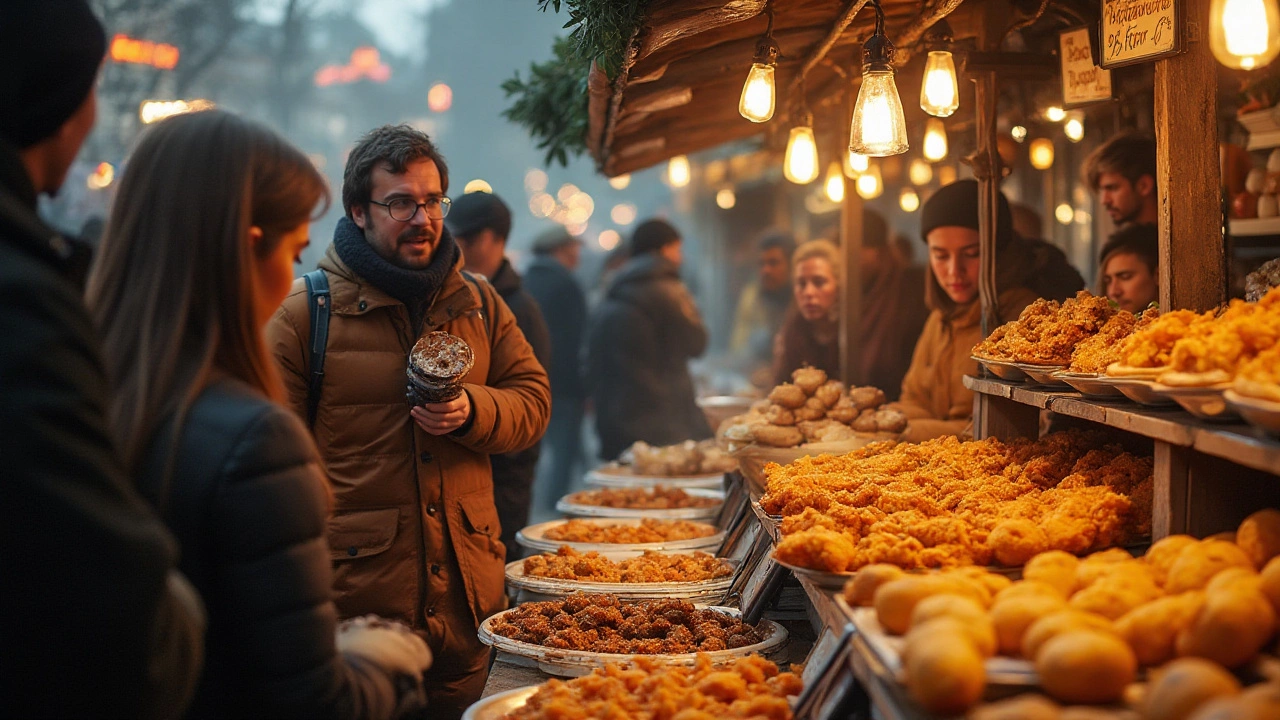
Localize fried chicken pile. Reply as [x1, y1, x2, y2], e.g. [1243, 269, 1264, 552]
[522, 546, 733, 583]
[488, 594, 764, 654]
[543, 519, 718, 544]
[1066, 308, 1155, 374]
[1113, 309, 1214, 371]
[626, 439, 737, 476]
[1234, 342, 1280, 402]
[503, 654, 802, 720]
[762, 430, 1153, 572]
[721, 367, 902, 448]
[973, 291, 1119, 366]
[566, 486, 720, 510]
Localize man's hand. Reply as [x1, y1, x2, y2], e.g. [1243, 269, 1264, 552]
[410, 391, 472, 435]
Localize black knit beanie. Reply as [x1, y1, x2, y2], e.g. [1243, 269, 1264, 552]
[631, 218, 681, 257]
[919, 179, 1014, 248]
[0, 1, 106, 148]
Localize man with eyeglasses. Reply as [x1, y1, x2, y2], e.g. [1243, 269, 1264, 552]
[267, 124, 550, 719]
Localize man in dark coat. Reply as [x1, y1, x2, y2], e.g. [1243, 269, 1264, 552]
[585, 219, 712, 461]
[524, 227, 588, 518]
[0, 2, 204, 717]
[448, 192, 551, 561]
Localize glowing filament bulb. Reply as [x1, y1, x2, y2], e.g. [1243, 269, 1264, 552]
[900, 187, 920, 212]
[784, 125, 819, 184]
[1210, 0, 1280, 69]
[1029, 138, 1055, 170]
[849, 69, 909, 156]
[844, 150, 870, 178]
[909, 158, 933, 186]
[667, 155, 691, 187]
[855, 164, 883, 199]
[920, 51, 959, 117]
[824, 162, 845, 202]
[923, 118, 948, 162]
[739, 63, 776, 122]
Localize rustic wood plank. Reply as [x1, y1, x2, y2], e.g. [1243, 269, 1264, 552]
[1153, 0, 1225, 311]
[973, 394, 1040, 441]
[840, 100, 864, 384]
[1153, 442, 1189, 538]
[1186, 455, 1280, 537]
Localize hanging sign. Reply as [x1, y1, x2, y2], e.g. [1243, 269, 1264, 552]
[1061, 28, 1113, 105]
[1100, 0, 1183, 68]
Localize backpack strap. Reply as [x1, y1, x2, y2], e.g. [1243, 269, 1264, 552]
[302, 269, 331, 429]
[461, 271, 492, 341]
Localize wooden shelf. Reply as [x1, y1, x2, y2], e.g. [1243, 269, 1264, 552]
[964, 376, 1280, 476]
[1230, 217, 1280, 237]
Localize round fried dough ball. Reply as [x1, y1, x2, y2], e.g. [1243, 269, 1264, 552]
[988, 519, 1050, 567]
[767, 383, 807, 409]
[873, 408, 908, 434]
[1176, 584, 1277, 668]
[764, 404, 797, 427]
[996, 580, 1068, 604]
[848, 385, 885, 411]
[1205, 567, 1261, 595]
[791, 366, 827, 394]
[1076, 549, 1144, 589]
[1146, 535, 1200, 587]
[1025, 551, 1082, 598]
[876, 575, 973, 635]
[1069, 577, 1162, 621]
[904, 616, 995, 662]
[990, 593, 1068, 656]
[793, 396, 828, 422]
[1237, 509, 1280, 570]
[1143, 657, 1241, 720]
[752, 424, 805, 448]
[1186, 683, 1280, 720]
[1036, 629, 1137, 704]
[1166, 541, 1255, 594]
[826, 397, 857, 424]
[843, 564, 905, 607]
[967, 694, 1061, 720]
[1022, 609, 1116, 660]
[1115, 592, 1205, 667]
[910, 595, 998, 656]
[945, 566, 1013, 600]
[813, 380, 846, 408]
[1058, 709, 1141, 720]
[1260, 556, 1280, 615]
[904, 628, 987, 715]
[852, 409, 879, 433]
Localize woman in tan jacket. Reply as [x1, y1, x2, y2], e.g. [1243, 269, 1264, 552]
[895, 180, 1041, 441]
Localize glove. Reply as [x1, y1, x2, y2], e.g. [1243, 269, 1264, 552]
[335, 615, 432, 677]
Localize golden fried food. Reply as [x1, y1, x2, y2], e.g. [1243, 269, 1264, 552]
[753, 424, 805, 448]
[543, 519, 717, 544]
[1237, 509, 1280, 570]
[1166, 541, 1255, 594]
[875, 575, 978, 635]
[1162, 289, 1280, 380]
[1146, 535, 1200, 587]
[628, 439, 736, 476]
[974, 292, 1119, 366]
[1234, 342, 1280, 402]
[848, 385, 887, 411]
[903, 623, 987, 715]
[1114, 592, 1205, 667]
[852, 409, 880, 433]
[1022, 609, 1116, 660]
[990, 594, 1068, 656]
[1142, 657, 1241, 720]
[566, 486, 719, 510]
[764, 404, 796, 426]
[1205, 567, 1261, 595]
[843, 563, 905, 607]
[1068, 309, 1151, 374]
[791, 366, 827, 394]
[1024, 551, 1081, 597]
[504, 654, 803, 720]
[872, 408, 908, 434]
[793, 397, 827, 422]
[1035, 629, 1137, 704]
[989, 519, 1050, 566]
[1069, 576, 1161, 620]
[814, 380, 846, 408]
[1176, 585, 1277, 668]
[522, 546, 732, 583]
[996, 580, 1068, 604]
[488, 594, 764, 655]
[968, 694, 1061, 720]
[826, 397, 858, 424]
[910, 595, 997, 656]
[760, 431, 1153, 574]
[1260, 556, 1280, 615]
[768, 383, 807, 409]
[1114, 309, 1216, 371]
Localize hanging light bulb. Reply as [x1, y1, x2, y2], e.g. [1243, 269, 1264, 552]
[900, 187, 920, 212]
[844, 150, 870, 178]
[908, 158, 933, 186]
[1045, 105, 1066, 122]
[920, 51, 960, 117]
[855, 163, 883, 199]
[1029, 138, 1055, 170]
[922, 118, 948, 162]
[608, 173, 631, 190]
[1010, 125, 1028, 143]
[716, 188, 737, 209]
[667, 155, 691, 187]
[849, 0, 909, 156]
[1210, 0, 1280, 69]
[824, 161, 845, 202]
[784, 113, 819, 184]
[1064, 115, 1085, 143]
[739, 4, 780, 122]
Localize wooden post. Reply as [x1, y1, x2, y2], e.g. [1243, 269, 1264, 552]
[840, 146, 864, 385]
[1153, 0, 1225, 311]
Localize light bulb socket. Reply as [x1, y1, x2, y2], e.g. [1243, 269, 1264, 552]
[923, 20, 953, 48]
[862, 0, 896, 71]
[752, 36, 780, 65]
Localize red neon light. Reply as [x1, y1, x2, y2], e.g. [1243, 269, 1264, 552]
[110, 34, 180, 70]
[314, 46, 391, 87]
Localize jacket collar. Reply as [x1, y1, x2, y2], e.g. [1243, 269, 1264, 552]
[0, 138, 81, 271]
[318, 244, 479, 325]
[488, 257, 520, 296]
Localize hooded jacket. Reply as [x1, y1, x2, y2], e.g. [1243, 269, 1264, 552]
[585, 253, 712, 460]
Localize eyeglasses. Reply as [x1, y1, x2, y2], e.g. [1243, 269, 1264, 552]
[369, 196, 452, 221]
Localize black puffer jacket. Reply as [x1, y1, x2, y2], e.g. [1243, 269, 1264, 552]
[585, 254, 712, 460]
[137, 377, 410, 720]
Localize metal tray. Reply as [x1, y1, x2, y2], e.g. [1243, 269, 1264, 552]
[504, 554, 735, 603]
[1225, 389, 1280, 437]
[774, 553, 1025, 591]
[1054, 371, 1126, 399]
[1013, 363, 1069, 388]
[515, 518, 725, 554]
[478, 605, 789, 677]
[585, 463, 726, 489]
[1093, 376, 1178, 407]
[972, 356, 1031, 382]
[1151, 383, 1240, 422]
[461, 686, 540, 720]
[555, 488, 724, 520]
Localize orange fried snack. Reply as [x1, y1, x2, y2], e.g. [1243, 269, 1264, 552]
[543, 518, 717, 544]
[566, 485, 720, 509]
[1068, 308, 1152, 374]
[522, 546, 733, 583]
[974, 291, 1118, 366]
[504, 654, 803, 720]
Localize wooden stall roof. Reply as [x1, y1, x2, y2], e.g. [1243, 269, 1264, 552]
[588, 0, 983, 177]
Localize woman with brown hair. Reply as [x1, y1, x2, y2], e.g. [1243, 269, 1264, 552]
[772, 238, 841, 384]
[86, 110, 429, 719]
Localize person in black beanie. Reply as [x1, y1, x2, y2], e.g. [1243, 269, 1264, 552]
[585, 218, 712, 460]
[0, 2, 206, 718]
[892, 179, 1082, 442]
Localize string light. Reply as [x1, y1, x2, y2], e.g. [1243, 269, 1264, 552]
[598, 229, 621, 251]
[463, 179, 492, 194]
[844, 150, 870, 178]
[908, 158, 933, 186]
[1029, 138, 1055, 170]
[1045, 106, 1066, 122]
[739, 2, 779, 122]
[1055, 203, 1074, 225]
[824, 161, 845, 203]
[849, 0, 909, 156]
[920, 51, 959, 117]
[86, 162, 114, 190]
[1210, 0, 1280, 69]
[524, 169, 548, 192]
[922, 118, 948, 162]
[855, 163, 883, 199]
[667, 155, 691, 187]
[1011, 125, 1028, 143]
[716, 188, 737, 209]
[1064, 115, 1084, 143]
[610, 203, 638, 225]
[784, 113, 819, 184]
[900, 187, 920, 212]
[608, 173, 631, 190]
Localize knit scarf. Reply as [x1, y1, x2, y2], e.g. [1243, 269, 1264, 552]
[333, 216, 460, 331]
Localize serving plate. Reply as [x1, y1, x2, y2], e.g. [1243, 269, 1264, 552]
[478, 605, 788, 677]
[1053, 371, 1126, 399]
[972, 356, 1031, 382]
[1012, 363, 1069, 388]
[515, 518, 725, 554]
[555, 488, 724, 521]
[1093, 376, 1178, 407]
[585, 463, 725, 489]
[461, 686, 540, 720]
[1225, 389, 1280, 437]
[504, 553, 735, 603]
[1151, 383, 1239, 422]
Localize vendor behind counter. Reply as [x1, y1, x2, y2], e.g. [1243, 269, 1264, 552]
[893, 179, 1084, 442]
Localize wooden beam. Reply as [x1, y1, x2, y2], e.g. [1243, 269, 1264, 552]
[786, 0, 871, 109]
[840, 95, 863, 384]
[890, 0, 968, 65]
[1153, 0, 1225, 311]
